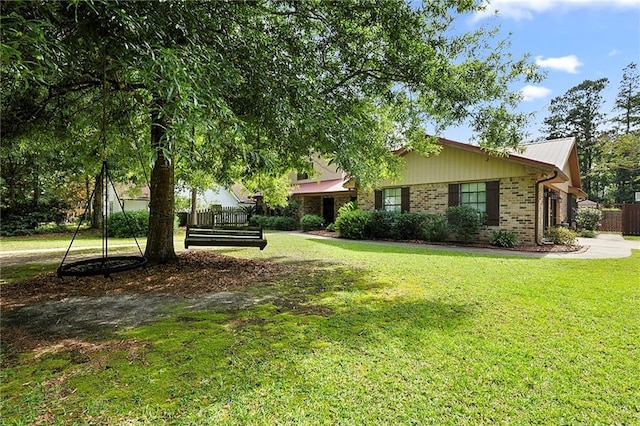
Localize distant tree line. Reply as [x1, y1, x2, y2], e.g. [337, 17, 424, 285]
[541, 62, 640, 205]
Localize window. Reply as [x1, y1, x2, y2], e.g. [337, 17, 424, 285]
[383, 188, 402, 212]
[375, 187, 410, 212]
[296, 172, 309, 180]
[460, 182, 487, 213]
[449, 181, 499, 226]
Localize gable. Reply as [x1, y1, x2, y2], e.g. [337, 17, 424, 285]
[290, 155, 343, 183]
[383, 145, 534, 186]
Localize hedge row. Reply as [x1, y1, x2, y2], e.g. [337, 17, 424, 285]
[249, 215, 297, 231]
[335, 207, 483, 243]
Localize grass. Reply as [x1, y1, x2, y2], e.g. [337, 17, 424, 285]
[1, 232, 639, 424]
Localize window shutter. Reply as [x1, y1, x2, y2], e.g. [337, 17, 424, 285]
[401, 187, 410, 213]
[448, 184, 460, 207]
[486, 180, 500, 226]
[374, 190, 382, 210]
[567, 194, 576, 224]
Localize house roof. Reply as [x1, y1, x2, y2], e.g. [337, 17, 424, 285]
[291, 178, 351, 195]
[518, 137, 575, 169]
[230, 184, 256, 203]
[429, 136, 582, 185]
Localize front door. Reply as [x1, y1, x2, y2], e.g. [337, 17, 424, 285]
[323, 197, 335, 224]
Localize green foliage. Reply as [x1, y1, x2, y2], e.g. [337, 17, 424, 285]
[335, 210, 372, 240]
[0, 200, 68, 236]
[107, 211, 149, 238]
[279, 200, 300, 218]
[174, 195, 192, 213]
[422, 214, 449, 242]
[337, 201, 357, 217]
[542, 78, 609, 199]
[446, 206, 484, 243]
[490, 230, 519, 248]
[300, 214, 324, 232]
[366, 210, 396, 239]
[249, 215, 296, 231]
[544, 226, 578, 246]
[393, 213, 426, 240]
[2, 0, 545, 262]
[326, 222, 336, 232]
[576, 207, 603, 231]
[579, 229, 598, 238]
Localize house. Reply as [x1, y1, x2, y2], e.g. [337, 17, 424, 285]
[107, 184, 150, 215]
[191, 185, 255, 209]
[358, 136, 586, 245]
[288, 156, 356, 225]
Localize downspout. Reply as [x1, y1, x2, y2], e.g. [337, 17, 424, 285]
[535, 170, 558, 245]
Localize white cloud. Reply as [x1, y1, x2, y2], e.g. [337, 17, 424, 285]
[608, 49, 620, 56]
[473, 0, 640, 21]
[520, 85, 552, 101]
[535, 55, 583, 73]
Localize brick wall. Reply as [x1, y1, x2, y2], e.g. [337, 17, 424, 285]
[293, 195, 321, 218]
[358, 176, 538, 244]
[293, 193, 354, 223]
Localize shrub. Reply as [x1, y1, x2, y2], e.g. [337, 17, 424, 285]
[107, 211, 149, 238]
[0, 200, 68, 236]
[300, 214, 324, 232]
[544, 226, 577, 246]
[366, 210, 396, 239]
[335, 209, 371, 239]
[337, 201, 357, 217]
[490, 229, 519, 248]
[422, 214, 449, 242]
[446, 205, 483, 242]
[579, 229, 597, 238]
[249, 215, 296, 230]
[326, 222, 336, 232]
[393, 213, 426, 240]
[576, 207, 602, 231]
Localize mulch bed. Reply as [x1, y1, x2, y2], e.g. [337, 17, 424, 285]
[1, 251, 295, 309]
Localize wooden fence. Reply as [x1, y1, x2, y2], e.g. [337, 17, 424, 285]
[594, 204, 640, 235]
[599, 210, 622, 232]
[622, 203, 640, 236]
[187, 207, 249, 226]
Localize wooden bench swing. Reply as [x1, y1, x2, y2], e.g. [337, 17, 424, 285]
[184, 225, 267, 250]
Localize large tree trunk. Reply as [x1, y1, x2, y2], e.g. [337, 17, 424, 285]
[144, 109, 177, 264]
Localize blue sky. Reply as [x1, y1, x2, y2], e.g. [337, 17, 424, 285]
[439, 0, 640, 143]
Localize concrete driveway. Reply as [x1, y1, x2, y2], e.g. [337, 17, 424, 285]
[545, 233, 640, 259]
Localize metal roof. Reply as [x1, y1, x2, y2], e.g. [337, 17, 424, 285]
[517, 137, 576, 170]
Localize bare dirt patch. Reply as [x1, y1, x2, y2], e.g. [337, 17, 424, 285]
[2, 251, 293, 309]
[1, 251, 297, 361]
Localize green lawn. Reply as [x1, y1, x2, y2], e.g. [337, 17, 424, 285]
[2, 232, 639, 424]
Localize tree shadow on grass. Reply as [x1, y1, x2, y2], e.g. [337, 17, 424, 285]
[1, 260, 477, 423]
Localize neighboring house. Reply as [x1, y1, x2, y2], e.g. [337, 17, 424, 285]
[288, 156, 356, 225]
[197, 185, 255, 208]
[177, 184, 256, 210]
[358, 136, 586, 245]
[107, 184, 149, 215]
[578, 199, 600, 209]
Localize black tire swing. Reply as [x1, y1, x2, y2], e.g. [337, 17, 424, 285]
[57, 160, 147, 279]
[57, 62, 147, 279]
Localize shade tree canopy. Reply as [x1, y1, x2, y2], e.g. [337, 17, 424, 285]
[1, 0, 541, 263]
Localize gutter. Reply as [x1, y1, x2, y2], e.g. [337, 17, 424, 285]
[534, 170, 558, 245]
